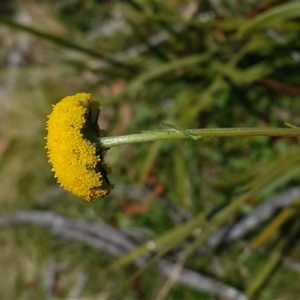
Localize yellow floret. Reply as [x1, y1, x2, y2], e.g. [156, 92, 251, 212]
[46, 92, 113, 201]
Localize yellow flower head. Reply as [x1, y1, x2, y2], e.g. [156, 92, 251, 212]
[46, 92, 113, 201]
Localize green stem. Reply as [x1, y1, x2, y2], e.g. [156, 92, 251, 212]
[99, 127, 300, 148]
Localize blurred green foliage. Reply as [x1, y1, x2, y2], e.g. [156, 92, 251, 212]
[1, 0, 300, 299]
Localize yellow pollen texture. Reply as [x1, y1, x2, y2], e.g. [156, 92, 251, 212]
[46, 92, 111, 201]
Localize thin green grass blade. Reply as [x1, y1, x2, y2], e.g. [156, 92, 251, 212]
[240, 2, 300, 34]
[123, 53, 210, 95]
[0, 17, 132, 69]
[246, 218, 300, 297]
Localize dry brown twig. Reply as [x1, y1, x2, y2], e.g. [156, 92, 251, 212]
[2, 187, 300, 299]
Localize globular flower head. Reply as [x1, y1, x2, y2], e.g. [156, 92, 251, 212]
[46, 92, 113, 201]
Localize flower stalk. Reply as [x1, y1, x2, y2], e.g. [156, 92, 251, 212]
[99, 127, 300, 149]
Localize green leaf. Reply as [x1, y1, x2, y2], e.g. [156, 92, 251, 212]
[240, 2, 300, 34]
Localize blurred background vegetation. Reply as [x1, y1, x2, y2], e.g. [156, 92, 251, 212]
[1, 0, 300, 299]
